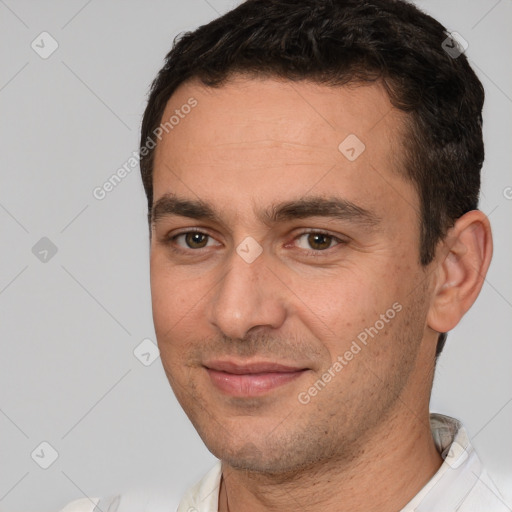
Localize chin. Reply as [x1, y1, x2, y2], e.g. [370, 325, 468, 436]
[200, 431, 279, 472]
[204, 431, 316, 476]
[221, 451, 295, 474]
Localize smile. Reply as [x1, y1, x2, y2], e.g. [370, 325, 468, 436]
[204, 360, 309, 397]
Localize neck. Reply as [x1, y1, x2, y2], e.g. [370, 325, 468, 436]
[218, 405, 443, 512]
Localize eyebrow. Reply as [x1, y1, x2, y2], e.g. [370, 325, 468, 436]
[151, 193, 380, 228]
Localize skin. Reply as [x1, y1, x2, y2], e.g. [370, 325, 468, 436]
[149, 76, 492, 511]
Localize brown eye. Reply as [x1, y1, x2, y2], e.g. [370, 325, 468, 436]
[168, 230, 222, 253]
[306, 233, 333, 250]
[292, 231, 345, 255]
[184, 232, 209, 248]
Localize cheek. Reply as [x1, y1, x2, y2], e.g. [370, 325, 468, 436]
[150, 257, 194, 345]
[149, 254, 218, 369]
[286, 264, 409, 376]
[288, 266, 397, 331]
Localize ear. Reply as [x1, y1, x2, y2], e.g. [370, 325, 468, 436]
[427, 210, 493, 333]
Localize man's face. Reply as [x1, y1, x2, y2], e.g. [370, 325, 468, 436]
[150, 77, 436, 473]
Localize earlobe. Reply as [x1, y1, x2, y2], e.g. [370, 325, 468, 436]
[427, 210, 493, 333]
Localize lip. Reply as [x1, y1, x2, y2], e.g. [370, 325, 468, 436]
[204, 360, 309, 397]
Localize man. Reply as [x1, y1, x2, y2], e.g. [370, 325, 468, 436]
[61, 0, 509, 510]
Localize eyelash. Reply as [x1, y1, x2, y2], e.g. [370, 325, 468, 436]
[165, 228, 346, 258]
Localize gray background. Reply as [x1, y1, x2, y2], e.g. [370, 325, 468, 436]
[0, 1, 511, 510]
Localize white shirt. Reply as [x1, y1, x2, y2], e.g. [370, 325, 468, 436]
[60, 414, 510, 512]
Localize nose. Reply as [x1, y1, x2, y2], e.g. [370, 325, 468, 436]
[208, 245, 287, 340]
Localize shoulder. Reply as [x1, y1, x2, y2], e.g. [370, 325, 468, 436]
[403, 414, 512, 512]
[458, 470, 512, 512]
[58, 498, 98, 512]
[177, 461, 222, 512]
[59, 495, 120, 512]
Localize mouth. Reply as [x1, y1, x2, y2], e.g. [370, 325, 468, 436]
[203, 360, 309, 397]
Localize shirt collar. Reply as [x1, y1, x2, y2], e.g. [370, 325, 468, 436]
[400, 413, 484, 511]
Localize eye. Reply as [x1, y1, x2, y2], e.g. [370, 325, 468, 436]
[294, 231, 344, 253]
[172, 230, 220, 250]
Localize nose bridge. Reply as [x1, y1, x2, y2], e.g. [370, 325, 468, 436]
[208, 243, 286, 340]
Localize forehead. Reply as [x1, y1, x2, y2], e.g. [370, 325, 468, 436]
[156, 75, 402, 152]
[152, 76, 416, 226]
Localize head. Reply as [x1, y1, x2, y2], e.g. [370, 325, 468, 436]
[142, 0, 492, 473]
